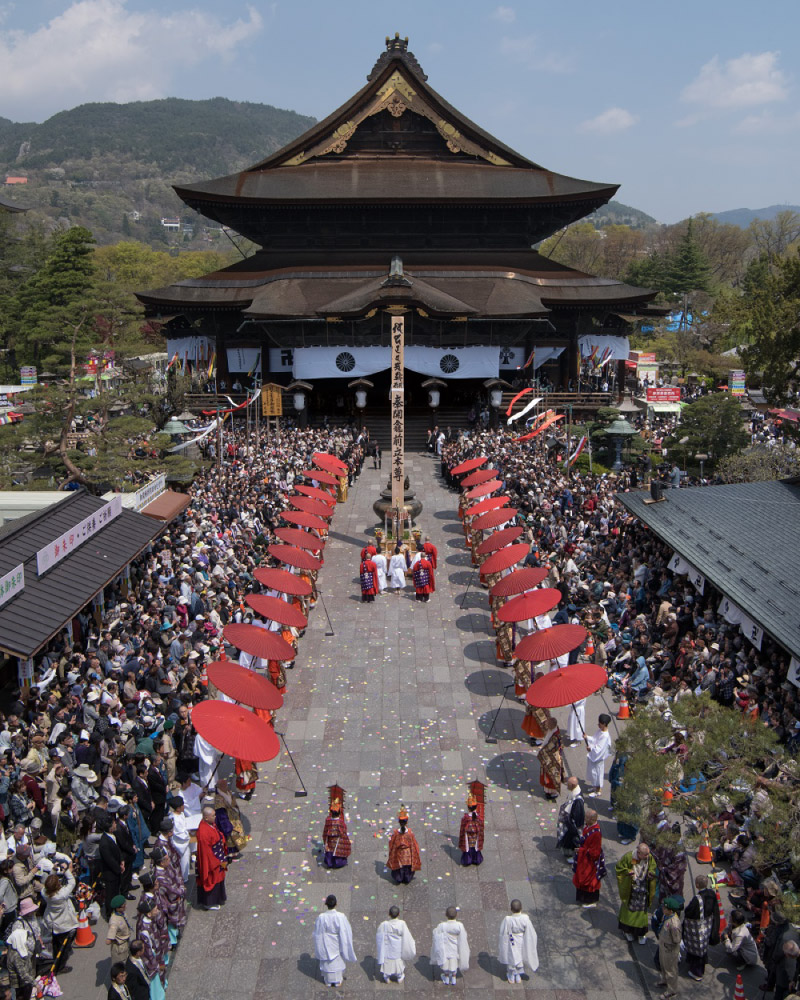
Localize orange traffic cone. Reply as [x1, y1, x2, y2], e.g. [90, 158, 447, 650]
[734, 973, 745, 1000]
[74, 902, 96, 948]
[716, 888, 727, 933]
[616, 693, 630, 720]
[585, 637, 595, 658]
[696, 825, 713, 864]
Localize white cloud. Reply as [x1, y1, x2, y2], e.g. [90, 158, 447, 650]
[0, 0, 263, 120]
[682, 51, 789, 110]
[498, 34, 574, 73]
[733, 110, 800, 135]
[491, 6, 516, 23]
[579, 107, 638, 134]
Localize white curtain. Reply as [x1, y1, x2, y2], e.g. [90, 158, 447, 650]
[166, 336, 214, 363]
[578, 335, 630, 362]
[292, 345, 500, 380]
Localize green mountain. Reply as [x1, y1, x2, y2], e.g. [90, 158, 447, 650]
[710, 204, 800, 228]
[587, 199, 657, 229]
[0, 97, 316, 246]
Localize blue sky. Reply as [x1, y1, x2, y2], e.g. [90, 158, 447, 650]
[1, 0, 798, 222]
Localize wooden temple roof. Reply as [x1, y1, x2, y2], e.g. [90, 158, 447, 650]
[137, 251, 655, 320]
[175, 36, 617, 218]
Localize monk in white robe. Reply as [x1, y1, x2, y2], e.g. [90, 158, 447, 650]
[375, 906, 415, 983]
[313, 895, 356, 987]
[431, 907, 470, 986]
[498, 900, 539, 984]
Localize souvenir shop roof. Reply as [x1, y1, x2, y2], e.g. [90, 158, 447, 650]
[618, 479, 800, 660]
[0, 490, 164, 659]
[174, 35, 618, 230]
[137, 249, 656, 328]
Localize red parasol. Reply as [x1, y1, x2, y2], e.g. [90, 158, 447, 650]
[479, 542, 529, 578]
[496, 587, 561, 622]
[293, 484, 336, 506]
[514, 623, 588, 662]
[465, 479, 503, 500]
[300, 468, 339, 486]
[207, 662, 284, 711]
[245, 594, 308, 628]
[191, 700, 280, 762]
[476, 525, 523, 556]
[488, 566, 549, 598]
[268, 544, 323, 571]
[451, 456, 488, 475]
[223, 623, 296, 661]
[288, 496, 335, 519]
[460, 468, 499, 488]
[465, 495, 512, 517]
[472, 508, 518, 532]
[312, 452, 348, 475]
[274, 527, 325, 552]
[525, 663, 608, 708]
[253, 567, 312, 596]
[281, 511, 330, 532]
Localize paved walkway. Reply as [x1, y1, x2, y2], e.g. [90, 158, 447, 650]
[76, 455, 757, 999]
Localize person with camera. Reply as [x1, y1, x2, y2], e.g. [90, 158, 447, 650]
[41, 861, 78, 975]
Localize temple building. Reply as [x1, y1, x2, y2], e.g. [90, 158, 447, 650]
[138, 35, 658, 420]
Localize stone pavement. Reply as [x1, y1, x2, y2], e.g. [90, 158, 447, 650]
[73, 454, 758, 1000]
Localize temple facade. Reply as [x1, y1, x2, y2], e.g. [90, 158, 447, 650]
[138, 35, 657, 414]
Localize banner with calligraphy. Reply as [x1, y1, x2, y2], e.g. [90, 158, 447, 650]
[0, 563, 24, 609]
[390, 317, 405, 516]
[36, 496, 123, 576]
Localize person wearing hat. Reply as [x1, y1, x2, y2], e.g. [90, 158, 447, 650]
[151, 845, 186, 946]
[387, 807, 421, 884]
[312, 894, 357, 988]
[6, 917, 36, 1000]
[71, 762, 99, 815]
[458, 793, 484, 867]
[657, 895, 684, 999]
[106, 895, 132, 966]
[322, 797, 351, 870]
[135, 897, 167, 1000]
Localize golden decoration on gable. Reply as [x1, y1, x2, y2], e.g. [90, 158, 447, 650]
[386, 97, 407, 117]
[377, 70, 417, 103]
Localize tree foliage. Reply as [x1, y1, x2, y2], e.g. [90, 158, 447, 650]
[733, 250, 800, 406]
[717, 444, 800, 483]
[614, 695, 794, 869]
[9, 226, 97, 369]
[664, 393, 748, 462]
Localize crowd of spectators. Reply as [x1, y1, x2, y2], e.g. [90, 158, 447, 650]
[0, 422, 365, 998]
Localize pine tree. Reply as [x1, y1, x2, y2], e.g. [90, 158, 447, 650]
[666, 218, 711, 295]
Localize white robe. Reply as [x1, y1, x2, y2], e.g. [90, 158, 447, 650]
[313, 910, 357, 985]
[431, 920, 470, 973]
[194, 733, 222, 791]
[375, 918, 416, 978]
[388, 554, 408, 589]
[171, 810, 191, 881]
[585, 728, 613, 787]
[181, 781, 204, 832]
[567, 699, 586, 742]
[498, 913, 539, 974]
[373, 553, 388, 592]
